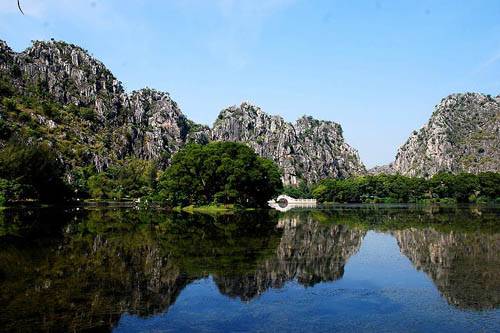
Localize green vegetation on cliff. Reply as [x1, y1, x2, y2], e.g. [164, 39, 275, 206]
[1, 41, 499, 208]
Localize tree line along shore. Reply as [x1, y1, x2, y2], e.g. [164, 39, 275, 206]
[0, 139, 499, 208]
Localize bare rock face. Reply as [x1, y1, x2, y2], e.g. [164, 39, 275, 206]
[367, 164, 395, 175]
[122, 88, 196, 162]
[211, 102, 366, 185]
[393, 93, 500, 177]
[0, 40, 207, 170]
[1, 40, 362, 182]
[1, 40, 123, 118]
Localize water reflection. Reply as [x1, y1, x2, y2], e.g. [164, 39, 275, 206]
[0, 206, 498, 332]
[393, 228, 500, 310]
[214, 214, 365, 300]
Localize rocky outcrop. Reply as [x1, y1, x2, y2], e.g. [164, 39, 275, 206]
[121, 88, 204, 161]
[367, 164, 395, 175]
[392, 93, 500, 177]
[393, 228, 500, 310]
[0, 39, 363, 183]
[211, 102, 365, 185]
[0, 40, 124, 121]
[0, 39, 209, 171]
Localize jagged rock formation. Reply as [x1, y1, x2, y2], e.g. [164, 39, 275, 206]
[0, 39, 364, 183]
[367, 164, 395, 175]
[0, 40, 123, 110]
[211, 103, 365, 185]
[0, 39, 207, 172]
[393, 228, 500, 310]
[392, 93, 500, 177]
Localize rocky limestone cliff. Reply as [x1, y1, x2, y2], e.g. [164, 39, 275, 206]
[392, 93, 500, 177]
[122, 88, 203, 161]
[0, 40, 123, 112]
[211, 102, 365, 185]
[0, 39, 208, 172]
[0, 39, 363, 183]
[367, 164, 395, 175]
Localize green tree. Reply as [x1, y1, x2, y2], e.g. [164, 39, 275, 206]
[312, 172, 498, 204]
[478, 172, 500, 199]
[283, 181, 313, 198]
[85, 158, 158, 200]
[0, 141, 70, 203]
[452, 173, 479, 202]
[158, 142, 282, 207]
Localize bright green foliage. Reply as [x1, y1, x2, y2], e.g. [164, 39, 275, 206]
[312, 173, 500, 203]
[0, 141, 70, 203]
[158, 142, 282, 207]
[477, 172, 500, 199]
[86, 158, 158, 200]
[282, 181, 313, 198]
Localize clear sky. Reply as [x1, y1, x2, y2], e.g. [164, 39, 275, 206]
[1, 0, 499, 167]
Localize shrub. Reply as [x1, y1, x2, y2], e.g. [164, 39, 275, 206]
[79, 107, 96, 122]
[2, 98, 17, 112]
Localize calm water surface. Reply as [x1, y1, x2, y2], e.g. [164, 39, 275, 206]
[0, 206, 499, 332]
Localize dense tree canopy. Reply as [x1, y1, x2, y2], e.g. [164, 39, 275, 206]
[0, 141, 70, 203]
[312, 173, 500, 203]
[157, 142, 283, 207]
[282, 181, 313, 199]
[84, 158, 158, 200]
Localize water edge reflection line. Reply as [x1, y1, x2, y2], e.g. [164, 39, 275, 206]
[0, 206, 499, 332]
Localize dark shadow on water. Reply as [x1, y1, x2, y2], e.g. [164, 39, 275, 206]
[0, 205, 498, 332]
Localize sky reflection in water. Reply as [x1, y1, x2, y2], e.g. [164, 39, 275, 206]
[0, 206, 499, 332]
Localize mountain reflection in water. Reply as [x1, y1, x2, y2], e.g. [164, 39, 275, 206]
[393, 228, 500, 310]
[0, 206, 498, 332]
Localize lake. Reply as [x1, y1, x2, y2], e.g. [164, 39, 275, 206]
[0, 205, 499, 332]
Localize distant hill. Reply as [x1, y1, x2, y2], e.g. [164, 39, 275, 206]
[370, 93, 499, 177]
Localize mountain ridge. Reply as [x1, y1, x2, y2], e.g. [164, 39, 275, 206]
[211, 102, 365, 184]
[2, 39, 498, 184]
[370, 92, 500, 177]
[0, 39, 365, 185]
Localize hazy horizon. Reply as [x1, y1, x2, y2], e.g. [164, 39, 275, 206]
[1, 0, 499, 167]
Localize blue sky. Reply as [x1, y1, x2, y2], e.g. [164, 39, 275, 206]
[1, 0, 499, 167]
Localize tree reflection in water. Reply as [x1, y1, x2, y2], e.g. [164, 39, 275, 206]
[0, 205, 498, 332]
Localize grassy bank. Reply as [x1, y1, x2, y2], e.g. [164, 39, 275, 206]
[173, 204, 257, 214]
